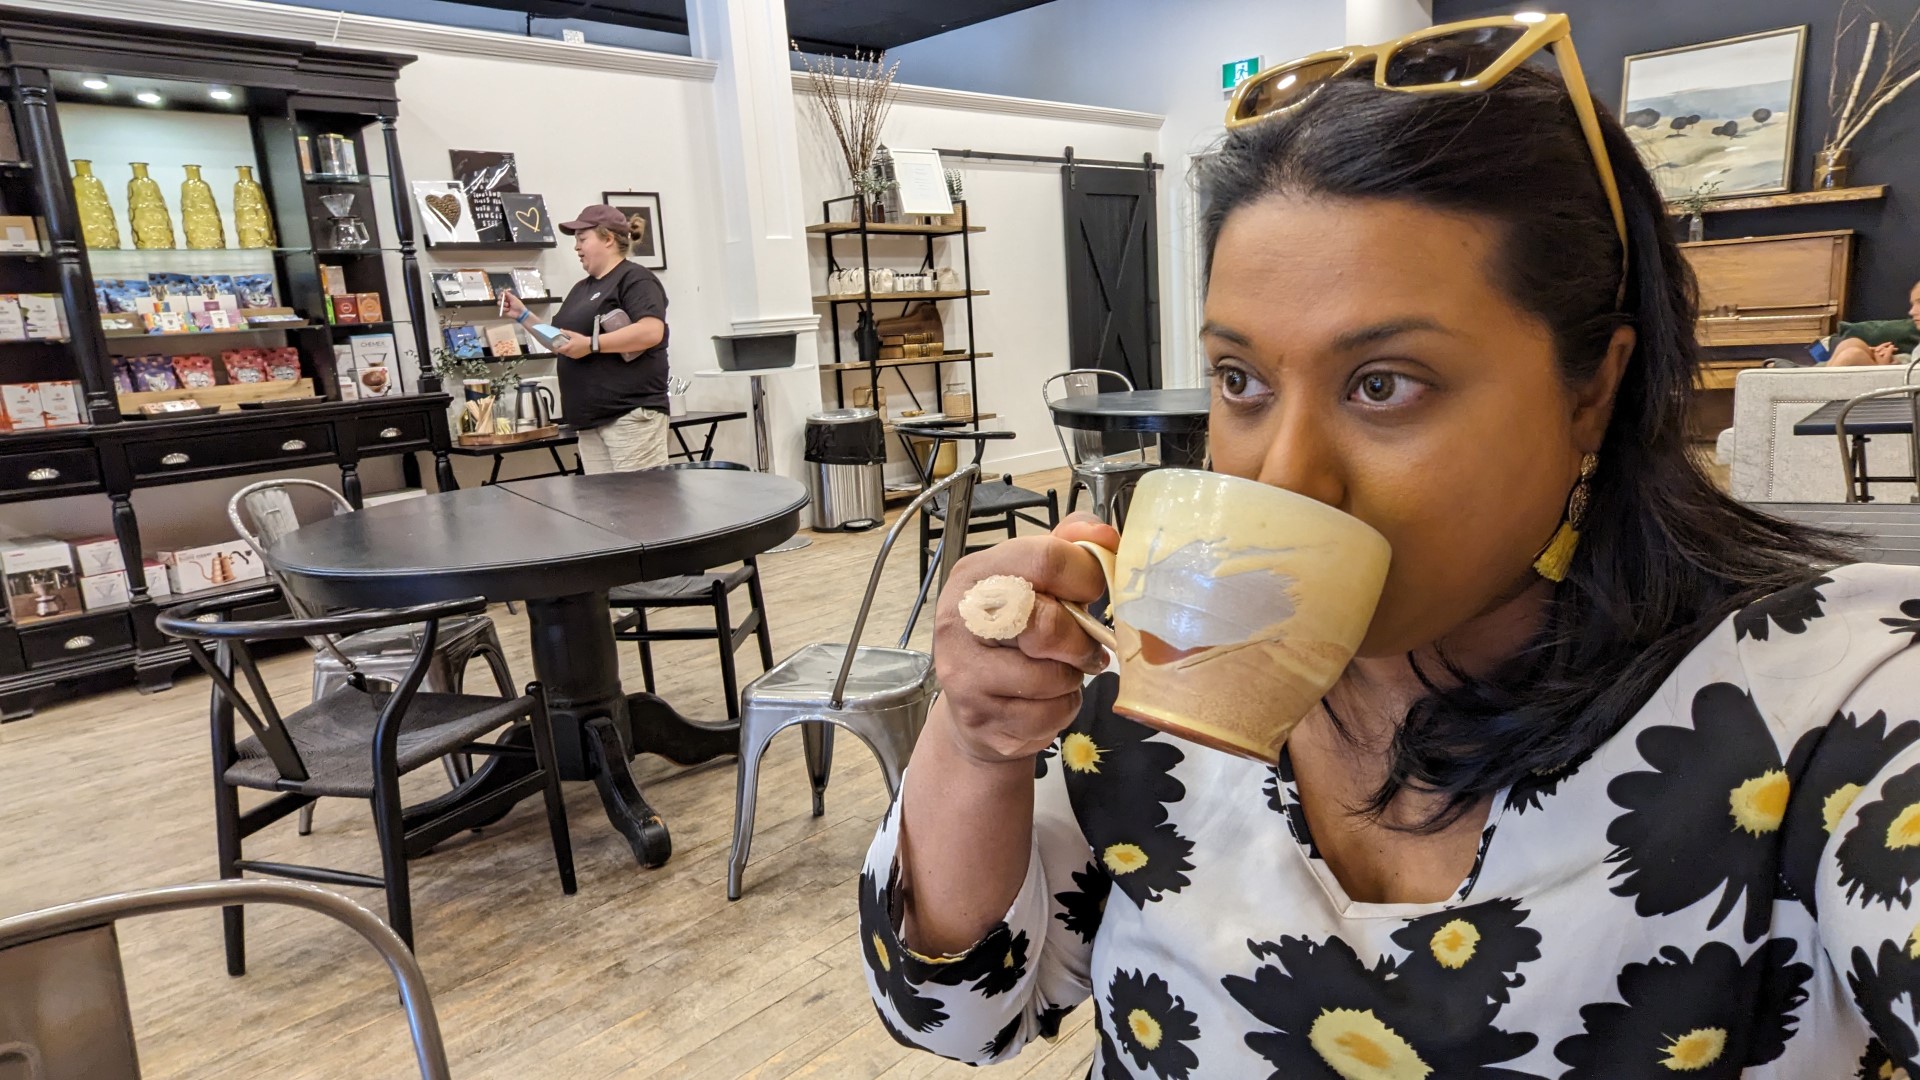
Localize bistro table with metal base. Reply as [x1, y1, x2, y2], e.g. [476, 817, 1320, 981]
[1046, 387, 1212, 468]
[263, 470, 808, 868]
[1794, 396, 1920, 503]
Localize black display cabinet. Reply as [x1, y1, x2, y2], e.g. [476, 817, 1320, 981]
[0, 6, 454, 719]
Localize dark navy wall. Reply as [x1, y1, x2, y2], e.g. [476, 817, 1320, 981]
[1436, 0, 1918, 319]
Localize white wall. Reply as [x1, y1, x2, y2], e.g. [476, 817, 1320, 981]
[795, 86, 1162, 476]
[889, 0, 1406, 390]
[9, 0, 1175, 551]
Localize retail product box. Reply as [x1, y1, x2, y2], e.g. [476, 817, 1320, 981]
[0, 215, 38, 252]
[80, 569, 130, 611]
[38, 380, 83, 427]
[0, 295, 24, 341]
[331, 293, 361, 324]
[1, 536, 80, 624]
[320, 264, 348, 296]
[358, 293, 383, 323]
[348, 333, 397, 398]
[19, 293, 65, 340]
[0, 383, 43, 431]
[158, 539, 266, 595]
[71, 535, 125, 576]
[141, 559, 172, 599]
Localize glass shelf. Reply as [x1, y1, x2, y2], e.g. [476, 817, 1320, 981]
[86, 246, 401, 271]
[304, 172, 387, 184]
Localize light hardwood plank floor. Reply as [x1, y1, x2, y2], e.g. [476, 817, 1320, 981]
[0, 465, 1097, 1079]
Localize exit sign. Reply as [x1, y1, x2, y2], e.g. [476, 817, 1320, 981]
[1223, 57, 1262, 93]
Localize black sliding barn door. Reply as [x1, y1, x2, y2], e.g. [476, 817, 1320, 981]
[1062, 163, 1161, 389]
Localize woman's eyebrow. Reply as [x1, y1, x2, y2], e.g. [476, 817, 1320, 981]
[1200, 317, 1451, 352]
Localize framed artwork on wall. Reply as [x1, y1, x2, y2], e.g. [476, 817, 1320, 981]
[1620, 26, 1808, 203]
[603, 191, 666, 271]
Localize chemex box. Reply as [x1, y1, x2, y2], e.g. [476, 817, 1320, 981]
[158, 539, 266, 595]
[0, 536, 80, 623]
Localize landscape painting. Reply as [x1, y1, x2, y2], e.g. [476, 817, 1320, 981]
[1621, 26, 1807, 202]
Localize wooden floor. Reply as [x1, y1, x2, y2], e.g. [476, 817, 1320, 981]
[0, 465, 1097, 1079]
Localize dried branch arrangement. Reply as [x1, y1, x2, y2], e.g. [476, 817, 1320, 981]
[795, 45, 901, 183]
[1828, 0, 1920, 152]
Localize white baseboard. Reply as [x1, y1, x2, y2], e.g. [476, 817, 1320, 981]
[983, 446, 1068, 478]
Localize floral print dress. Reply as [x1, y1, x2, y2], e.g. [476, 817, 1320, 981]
[860, 564, 1920, 1078]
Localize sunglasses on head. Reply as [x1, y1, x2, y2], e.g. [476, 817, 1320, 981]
[1225, 14, 1628, 304]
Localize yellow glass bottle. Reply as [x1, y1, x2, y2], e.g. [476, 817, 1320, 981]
[180, 164, 225, 249]
[71, 159, 121, 249]
[126, 162, 175, 249]
[231, 164, 275, 249]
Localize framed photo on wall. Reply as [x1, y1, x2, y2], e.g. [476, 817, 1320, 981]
[603, 191, 666, 271]
[1620, 26, 1807, 203]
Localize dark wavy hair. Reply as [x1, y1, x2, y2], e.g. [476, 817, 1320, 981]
[1196, 63, 1847, 829]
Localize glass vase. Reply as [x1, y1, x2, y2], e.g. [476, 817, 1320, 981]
[71, 159, 120, 249]
[127, 162, 175, 250]
[232, 164, 275, 249]
[180, 164, 226, 249]
[1814, 147, 1852, 191]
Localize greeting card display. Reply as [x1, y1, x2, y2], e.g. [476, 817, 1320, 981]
[411, 180, 480, 245]
[450, 149, 518, 243]
[500, 193, 554, 244]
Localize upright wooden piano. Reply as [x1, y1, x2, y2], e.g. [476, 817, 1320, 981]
[1680, 229, 1854, 437]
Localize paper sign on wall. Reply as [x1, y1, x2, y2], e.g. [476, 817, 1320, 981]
[887, 149, 953, 216]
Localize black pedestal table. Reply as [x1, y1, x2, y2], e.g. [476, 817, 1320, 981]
[1047, 388, 1212, 467]
[262, 470, 808, 868]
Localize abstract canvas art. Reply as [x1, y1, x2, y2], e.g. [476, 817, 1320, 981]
[1621, 26, 1807, 202]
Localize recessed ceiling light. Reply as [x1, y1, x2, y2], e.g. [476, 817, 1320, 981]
[82, 78, 109, 91]
[1514, 11, 1548, 23]
[135, 91, 162, 105]
[208, 88, 234, 101]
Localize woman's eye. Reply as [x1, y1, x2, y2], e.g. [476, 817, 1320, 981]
[1210, 363, 1269, 401]
[1350, 371, 1424, 407]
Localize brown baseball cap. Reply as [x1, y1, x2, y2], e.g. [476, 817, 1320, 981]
[558, 204, 630, 236]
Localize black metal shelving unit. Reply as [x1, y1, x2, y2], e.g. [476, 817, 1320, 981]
[808, 196, 985, 421]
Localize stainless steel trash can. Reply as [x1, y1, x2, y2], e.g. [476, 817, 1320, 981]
[805, 408, 885, 531]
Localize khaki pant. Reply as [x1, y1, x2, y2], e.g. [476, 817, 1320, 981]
[576, 407, 669, 474]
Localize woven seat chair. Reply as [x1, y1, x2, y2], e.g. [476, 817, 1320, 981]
[156, 591, 575, 961]
[228, 478, 516, 837]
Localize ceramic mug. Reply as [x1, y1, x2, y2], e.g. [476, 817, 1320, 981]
[1062, 469, 1391, 762]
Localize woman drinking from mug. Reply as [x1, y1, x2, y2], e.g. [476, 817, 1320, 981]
[502, 204, 670, 473]
[860, 15, 1920, 1075]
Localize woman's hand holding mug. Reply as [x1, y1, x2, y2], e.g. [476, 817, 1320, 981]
[933, 514, 1116, 766]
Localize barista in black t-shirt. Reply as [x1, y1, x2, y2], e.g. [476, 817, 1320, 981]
[502, 204, 671, 473]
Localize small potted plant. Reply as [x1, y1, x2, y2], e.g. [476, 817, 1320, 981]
[1676, 180, 1721, 242]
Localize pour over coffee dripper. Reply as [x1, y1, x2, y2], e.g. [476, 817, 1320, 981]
[320, 192, 370, 249]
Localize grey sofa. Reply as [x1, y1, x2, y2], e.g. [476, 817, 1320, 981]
[1721, 363, 1917, 503]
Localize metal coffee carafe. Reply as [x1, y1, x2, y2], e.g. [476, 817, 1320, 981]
[515, 379, 556, 428]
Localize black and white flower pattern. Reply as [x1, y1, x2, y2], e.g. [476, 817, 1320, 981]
[856, 565, 1920, 1076]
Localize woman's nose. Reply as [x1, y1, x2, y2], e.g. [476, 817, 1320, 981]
[1254, 407, 1347, 510]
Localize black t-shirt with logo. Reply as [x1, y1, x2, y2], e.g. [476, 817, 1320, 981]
[551, 259, 669, 428]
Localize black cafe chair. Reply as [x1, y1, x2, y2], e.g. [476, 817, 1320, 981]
[156, 589, 576, 963]
[609, 460, 777, 719]
[895, 422, 1059, 585]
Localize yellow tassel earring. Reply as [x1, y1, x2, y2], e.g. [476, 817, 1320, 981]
[1533, 453, 1598, 583]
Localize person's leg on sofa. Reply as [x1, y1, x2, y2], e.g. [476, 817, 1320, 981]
[1829, 338, 1897, 366]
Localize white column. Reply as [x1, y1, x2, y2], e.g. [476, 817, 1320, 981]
[687, 0, 823, 477]
[1346, 0, 1433, 43]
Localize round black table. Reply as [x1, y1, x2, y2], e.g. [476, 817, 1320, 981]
[1046, 387, 1211, 466]
[265, 469, 808, 868]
